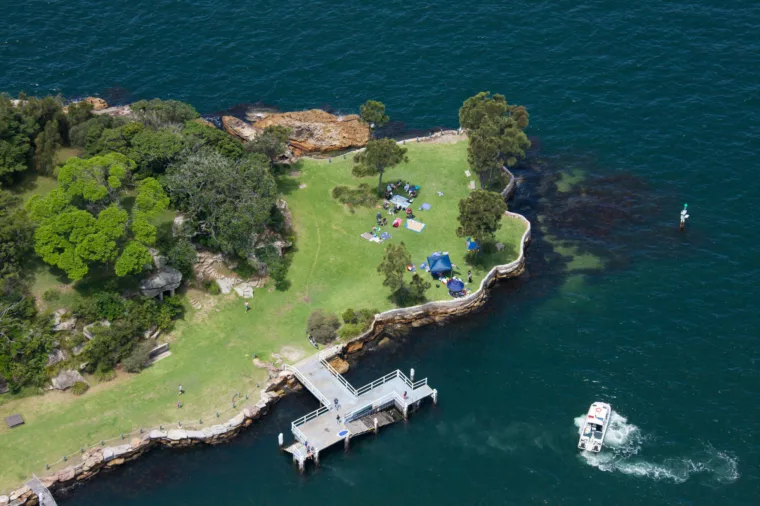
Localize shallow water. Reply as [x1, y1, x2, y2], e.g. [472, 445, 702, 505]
[2, 0, 759, 504]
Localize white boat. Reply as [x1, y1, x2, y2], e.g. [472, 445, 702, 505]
[578, 402, 612, 452]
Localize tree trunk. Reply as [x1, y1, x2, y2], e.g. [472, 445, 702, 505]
[377, 170, 385, 196]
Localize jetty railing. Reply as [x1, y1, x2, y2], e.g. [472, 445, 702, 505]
[319, 352, 359, 396]
[343, 391, 406, 424]
[284, 364, 332, 407]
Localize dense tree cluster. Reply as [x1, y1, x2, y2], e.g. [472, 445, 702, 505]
[456, 189, 507, 243]
[459, 92, 530, 188]
[376, 242, 431, 304]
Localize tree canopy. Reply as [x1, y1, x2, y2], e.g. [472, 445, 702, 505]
[165, 149, 278, 261]
[0, 191, 34, 293]
[456, 189, 507, 243]
[459, 92, 530, 187]
[130, 98, 199, 127]
[352, 138, 408, 194]
[360, 100, 389, 131]
[27, 153, 168, 280]
[246, 125, 290, 164]
[377, 242, 412, 295]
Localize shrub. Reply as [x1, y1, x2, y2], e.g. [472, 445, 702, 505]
[356, 308, 378, 325]
[71, 381, 89, 396]
[338, 322, 365, 340]
[203, 279, 221, 295]
[166, 239, 197, 278]
[307, 309, 340, 345]
[331, 184, 379, 209]
[94, 367, 116, 383]
[42, 289, 61, 302]
[122, 341, 154, 373]
[342, 308, 357, 324]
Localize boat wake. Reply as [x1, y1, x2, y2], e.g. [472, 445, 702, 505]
[574, 412, 739, 484]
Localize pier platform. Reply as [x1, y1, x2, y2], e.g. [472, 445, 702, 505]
[26, 476, 57, 505]
[282, 347, 436, 469]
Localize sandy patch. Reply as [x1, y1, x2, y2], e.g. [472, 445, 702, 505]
[279, 345, 306, 363]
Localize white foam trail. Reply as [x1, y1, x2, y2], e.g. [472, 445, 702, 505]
[574, 411, 739, 484]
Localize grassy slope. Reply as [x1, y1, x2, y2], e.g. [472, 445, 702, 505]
[0, 140, 527, 489]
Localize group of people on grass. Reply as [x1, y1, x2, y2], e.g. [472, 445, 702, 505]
[384, 179, 419, 200]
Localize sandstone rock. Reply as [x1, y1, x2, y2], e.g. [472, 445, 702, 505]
[253, 109, 370, 156]
[233, 282, 254, 298]
[139, 266, 182, 298]
[167, 429, 188, 441]
[107, 457, 125, 467]
[72, 342, 86, 356]
[83, 454, 103, 471]
[57, 467, 76, 482]
[83, 97, 108, 110]
[172, 214, 186, 236]
[149, 429, 167, 439]
[46, 348, 67, 367]
[192, 117, 216, 128]
[83, 320, 110, 340]
[346, 341, 364, 353]
[111, 444, 132, 458]
[53, 308, 77, 331]
[329, 357, 349, 374]
[9, 486, 29, 501]
[94, 104, 132, 117]
[148, 247, 167, 269]
[186, 430, 206, 439]
[0, 495, 8, 505]
[202, 425, 227, 437]
[215, 277, 238, 294]
[51, 370, 86, 390]
[222, 116, 259, 142]
[377, 337, 392, 348]
[39, 475, 57, 488]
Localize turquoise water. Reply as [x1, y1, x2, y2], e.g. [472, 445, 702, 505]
[3, 0, 759, 504]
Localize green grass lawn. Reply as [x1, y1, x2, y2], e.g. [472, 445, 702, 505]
[0, 140, 527, 490]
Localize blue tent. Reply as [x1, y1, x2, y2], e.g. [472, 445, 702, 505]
[466, 239, 479, 251]
[426, 253, 452, 274]
[447, 279, 465, 292]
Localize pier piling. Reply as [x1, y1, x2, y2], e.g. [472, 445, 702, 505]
[433, 389, 438, 405]
[374, 417, 379, 433]
[278, 433, 284, 448]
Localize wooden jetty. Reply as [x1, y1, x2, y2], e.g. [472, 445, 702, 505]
[281, 347, 437, 471]
[26, 475, 57, 505]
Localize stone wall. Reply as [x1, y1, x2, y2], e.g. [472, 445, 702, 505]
[339, 211, 531, 356]
[2, 372, 299, 506]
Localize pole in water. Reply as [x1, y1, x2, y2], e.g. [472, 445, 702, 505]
[410, 368, 415, 382]
[344, 434, 350, 451]
[432, 388, 438, 405]
[374, 417, 379, 434]
[680, 203, 689, 231]
[278, 433, 284, 448]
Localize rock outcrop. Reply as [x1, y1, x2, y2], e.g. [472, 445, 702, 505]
[52, 309, 77, 332]
[139, 267, 182, 298]
[83, 320, 110, 340]
[83, 97, 108, 110]
[253, 109, 370, 156]
[51, 370, 87, 391]
[222, 116, 258, 142]
[329, 357, 349, 374]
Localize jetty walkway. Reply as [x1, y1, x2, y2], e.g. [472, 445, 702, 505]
[282, 347, 437, 470]
[26, 476, 57, 505]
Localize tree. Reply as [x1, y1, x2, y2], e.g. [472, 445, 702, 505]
[166, 238, 198, 278]
[0, 95, 37, 182]
[27, 153, 169, 280]
[165, 149, 278, 261]
[130, 99, 199, 127]
[88, 122, 184, 176]
[408, 273, 431, 303]
[360, 100, 389, 136]
[456, 189, 507, 243]
[182, 120, 245, 159]
[0, 191, 34, 290]
[377, 242, 412, 296]
[459, 92, 530, 187]
[33, 118, 62, 174]
[246, 125, 290, 165]
[352, 139, 408, 195]
[0, 296, 54, 391]
[307, 309, 340, 344]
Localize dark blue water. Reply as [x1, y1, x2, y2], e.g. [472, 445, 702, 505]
[3, 0, 759, 504]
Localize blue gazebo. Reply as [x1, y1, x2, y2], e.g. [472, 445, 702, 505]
[426, 252, 452, 274]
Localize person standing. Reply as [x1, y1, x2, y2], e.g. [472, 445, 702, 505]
[245, 301, 250, 312]
[178, 384, 184, 395]
[468, 270, 472, 283]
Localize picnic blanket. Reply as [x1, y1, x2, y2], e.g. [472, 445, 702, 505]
[419, 202, 431, 211]
[390, 195, 411, 209]
[360, 232, 374, 241]
[405, 219, 426, 233]
[380, 231, 391, 240]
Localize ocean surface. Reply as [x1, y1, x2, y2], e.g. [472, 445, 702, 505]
[2, 0, 759, 504]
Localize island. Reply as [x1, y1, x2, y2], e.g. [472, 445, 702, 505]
[0, 92, 530, 503]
